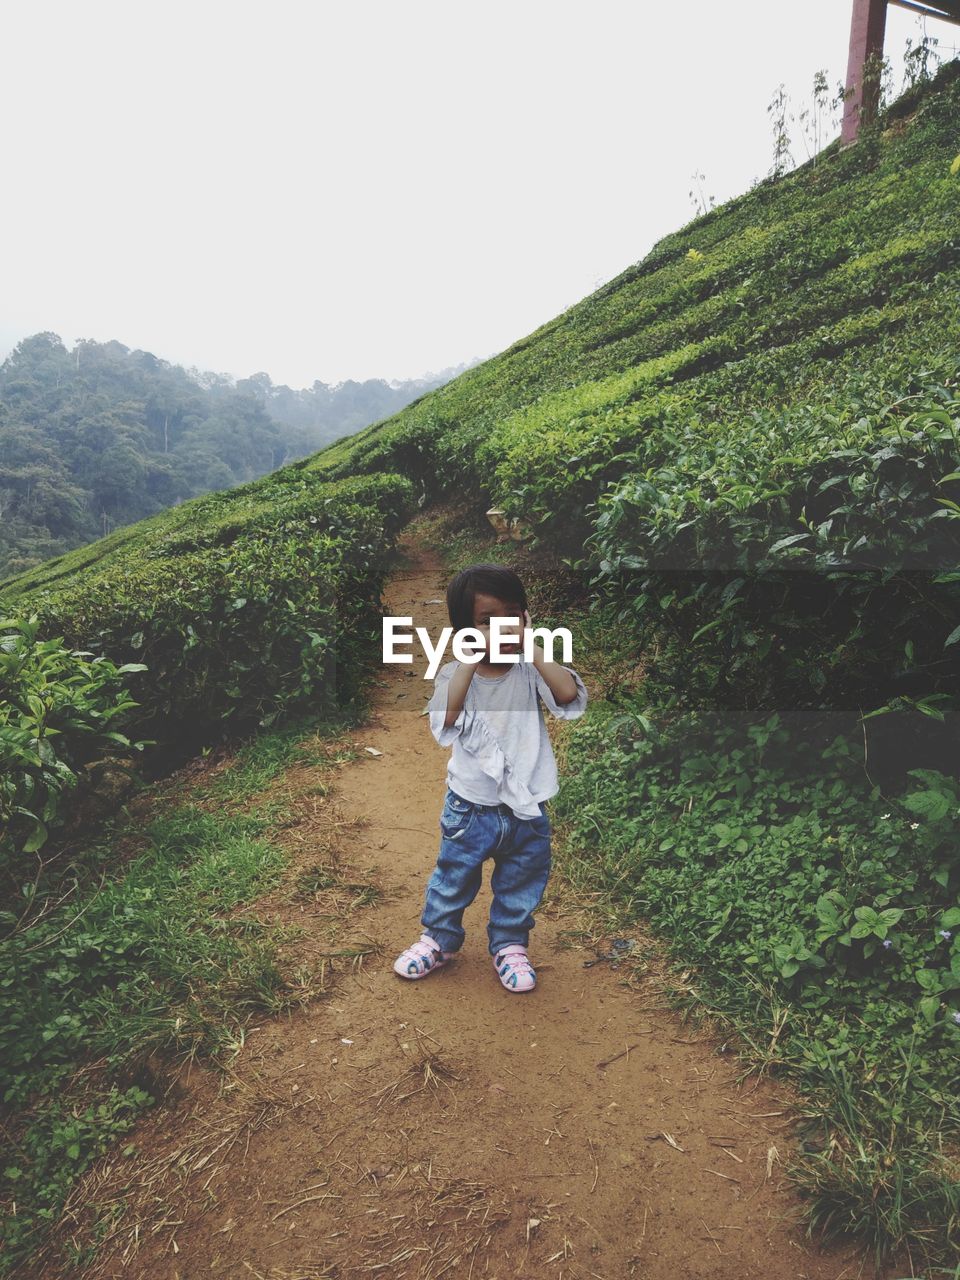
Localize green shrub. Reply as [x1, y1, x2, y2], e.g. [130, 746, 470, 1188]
[0, 617, 148, 882]
[2, 472, 416, 760]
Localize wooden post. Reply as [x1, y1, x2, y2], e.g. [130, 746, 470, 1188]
[841, 0, 888, 144]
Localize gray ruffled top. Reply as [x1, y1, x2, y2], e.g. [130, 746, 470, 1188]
[427, 658, 589, 819]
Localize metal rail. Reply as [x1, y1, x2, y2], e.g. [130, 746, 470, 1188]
[888, 0, 960, 21]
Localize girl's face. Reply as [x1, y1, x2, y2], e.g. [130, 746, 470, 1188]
[471, 591, 525, 663]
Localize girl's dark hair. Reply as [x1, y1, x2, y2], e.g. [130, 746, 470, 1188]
[446, 563, 528, 631]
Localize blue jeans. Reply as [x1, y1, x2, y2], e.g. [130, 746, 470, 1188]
[421, 788, 553, 957]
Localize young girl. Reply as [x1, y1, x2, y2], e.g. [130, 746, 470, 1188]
[393, 564, 588, 993]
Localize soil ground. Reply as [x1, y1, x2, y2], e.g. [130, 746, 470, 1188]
[22, 527, 890, 1280]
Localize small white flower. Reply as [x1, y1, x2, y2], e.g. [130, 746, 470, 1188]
[880, 813, 891, 820]
[910, 822, 919, 829]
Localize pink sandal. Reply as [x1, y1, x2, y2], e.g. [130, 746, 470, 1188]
[393, 933, 455, 980]
[493, 944, 537, 992]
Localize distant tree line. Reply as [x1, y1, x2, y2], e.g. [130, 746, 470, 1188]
[0, 332, 474, 577]
[234, 365, 474, 438]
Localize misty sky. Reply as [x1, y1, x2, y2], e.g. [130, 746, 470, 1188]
[2, 1, 956, 387]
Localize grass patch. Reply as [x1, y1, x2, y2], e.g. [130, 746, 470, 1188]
[552, 696, 960, 1271]
[190, 708, 362, 807]
[0, 710, 367, 1278]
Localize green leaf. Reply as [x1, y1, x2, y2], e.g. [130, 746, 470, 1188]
[919, 995, 941, 1025]
[22, 820, 48, 853]
[690, 617, 724, 642]
[916, 968, 943, 993]
[903, 789, 952, 821]
[768, 533, 811, 553]
[815, 895, 841, 926]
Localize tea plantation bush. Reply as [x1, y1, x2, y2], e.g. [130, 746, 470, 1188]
[0, 617, 149, 886]
[308, 63, 960, 779]
[0, 470, 415, 885]
[1, 471, 415, 751]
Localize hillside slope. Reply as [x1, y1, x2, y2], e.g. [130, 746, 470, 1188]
[8, 60, 958, 733]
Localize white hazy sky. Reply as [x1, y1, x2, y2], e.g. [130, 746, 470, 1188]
[1, 1, 956, 387]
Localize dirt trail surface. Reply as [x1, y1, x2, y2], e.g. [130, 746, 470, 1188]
[33, 530, 881, 1280]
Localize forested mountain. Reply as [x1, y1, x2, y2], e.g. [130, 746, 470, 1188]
[0, 333, 472, 577]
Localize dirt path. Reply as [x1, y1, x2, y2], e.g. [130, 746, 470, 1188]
[42, 530, 880, 1280]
